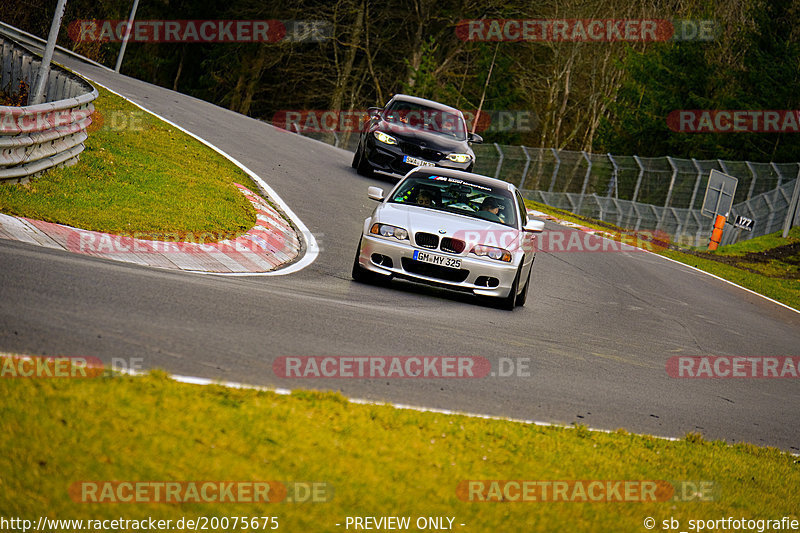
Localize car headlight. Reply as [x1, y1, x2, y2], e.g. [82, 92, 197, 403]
[471, 244, 512, 262]
[370, 223, 408, 240]
[373, 131, 398, 145]
[446, 153, 473, 163]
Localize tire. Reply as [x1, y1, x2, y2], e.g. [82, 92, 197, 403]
[496, 266, 521, 311]
[355, 141, 374, 177]
[352, 238, 378, 283]
[515, 264, 531, 307]
[351, 139, 361, 168]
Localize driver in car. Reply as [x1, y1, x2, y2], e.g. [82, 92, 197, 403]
[416, 189, 435, 207]
[478, 197, 503, 223]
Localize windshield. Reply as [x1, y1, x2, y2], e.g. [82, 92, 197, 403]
[389, 174, 517, 227]
[383, 102, 467, 141]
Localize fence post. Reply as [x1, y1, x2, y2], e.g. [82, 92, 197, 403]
[115, 0, 141, 73]
[607, 153, 619, 198]
[30, 0, 68, 104]
[575, 151, 592, 215]
[762, 192, 777, 235]
[680, 158, 704, 240]
[744, 161, 758, 200]
[664, 156, 678, 209]
[688, 158, 703, 210]
[770, 163, 787, 235]
[493, 143, 504, 179]
[657, 156, 679, 233]
[520, 145, 531, 188]
[631, 155, 645, 202]
[611, 197, 623, 227]
[548, 148, 561, 192]
[671, 207, 684, 243]
[782, 164, 800, 238]
[771, 162, 784, 188]
[631, 202, 643, 231]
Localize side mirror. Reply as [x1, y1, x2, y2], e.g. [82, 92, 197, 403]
[468, 132, 483, 144]
[523, 220, 545, 233]
[367, 186, 384, 201]
[367, 106, 382, 117]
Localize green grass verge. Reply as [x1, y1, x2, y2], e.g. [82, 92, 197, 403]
[0, 87, 256, 240]
[2, 371, 798, 531]
[525, 199, 800, 311]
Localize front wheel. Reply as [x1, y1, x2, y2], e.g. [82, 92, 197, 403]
[515, 264, 532, 307]
[352, 238, 379, 283]
[355, 141, 374, 177]
[495, 266, 521, 311]
[351, 139, 361, 168]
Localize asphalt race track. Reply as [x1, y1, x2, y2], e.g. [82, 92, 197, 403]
[1, 50, 799, 450]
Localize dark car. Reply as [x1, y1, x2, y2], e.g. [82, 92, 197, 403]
[351, 94, 483, 177]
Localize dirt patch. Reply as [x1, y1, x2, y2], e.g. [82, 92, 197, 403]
[743, 241, 800, 266]
[672, 241, 800, 279]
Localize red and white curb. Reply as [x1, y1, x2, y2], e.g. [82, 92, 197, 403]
[0, 62, 320, 275]
[528, 208, 627, 238]
[0, 183, 301, 274]
[88, 82, 320, 276]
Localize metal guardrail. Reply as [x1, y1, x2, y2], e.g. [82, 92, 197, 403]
[0, 20, 111, 72]
[470, 146, 800, 246]
[0, 35, 98, 183]
[522, 177, 799, 246]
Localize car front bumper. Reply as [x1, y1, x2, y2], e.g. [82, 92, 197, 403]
[357, 234, 520, 297]
[365, 139, 472, 175]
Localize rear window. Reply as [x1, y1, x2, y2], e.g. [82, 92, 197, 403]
[389, 174, 517, 227]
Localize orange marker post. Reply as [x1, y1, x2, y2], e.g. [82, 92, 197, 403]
[708, 214, 726, 251]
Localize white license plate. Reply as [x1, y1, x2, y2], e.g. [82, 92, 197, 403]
[413, 250, 461, 268]
[403, 156, 436, 167]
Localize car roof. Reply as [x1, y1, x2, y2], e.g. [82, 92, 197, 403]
[388, 94, 462, 115]
[405, 167, 515, 192]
